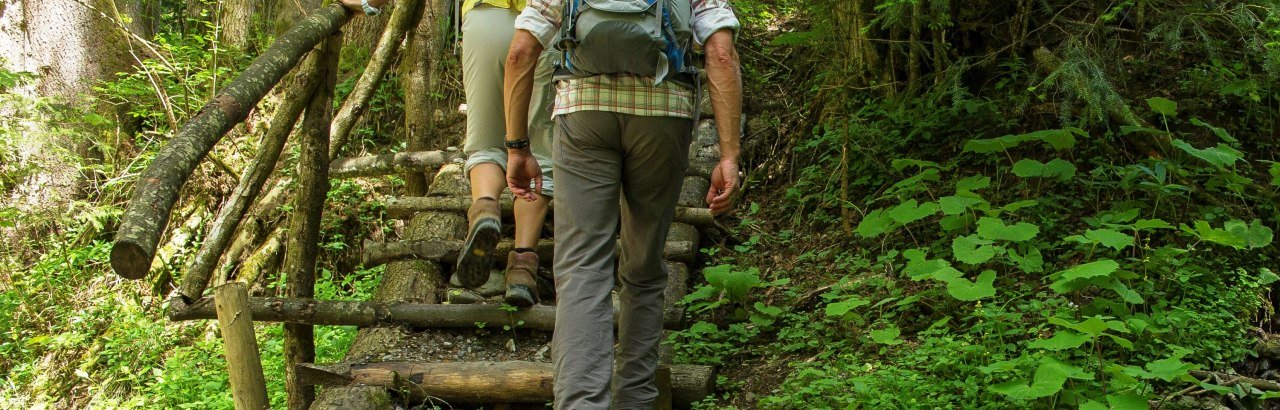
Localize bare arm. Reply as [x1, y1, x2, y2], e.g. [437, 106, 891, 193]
[503, 30, 547, 200]
[340, 0, 389, 12]
[704, 29, 742, 215]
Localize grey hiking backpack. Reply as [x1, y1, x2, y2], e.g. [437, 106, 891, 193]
[556, 0, 699, 86]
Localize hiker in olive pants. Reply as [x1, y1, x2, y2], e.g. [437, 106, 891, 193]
[502, 0, 743, 407]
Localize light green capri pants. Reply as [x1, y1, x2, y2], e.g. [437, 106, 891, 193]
[461, 5, 557, 196]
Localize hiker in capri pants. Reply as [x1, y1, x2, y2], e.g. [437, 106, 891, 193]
[502, 0, 744, 407]
[454, 0, 558, 306]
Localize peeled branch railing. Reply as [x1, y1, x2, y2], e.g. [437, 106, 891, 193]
[110, 3, 354, 280]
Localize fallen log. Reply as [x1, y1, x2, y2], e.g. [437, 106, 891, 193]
[362, 238, 696, 267]
[110, 3, 354, 280]
[296, 361, 714, 406]
[167, 295, 684, 330]
[386, 197, 717, 227]
[329, 0, 422, 158]
[328, 151, 464, 179]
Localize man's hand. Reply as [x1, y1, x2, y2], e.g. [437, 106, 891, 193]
[507, 149, 542, 202]
[340, 0, 388, 12]
[706, 158, 739, 215]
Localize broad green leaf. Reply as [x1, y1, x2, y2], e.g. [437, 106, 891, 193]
[939, 195, 985, 215]
[1028, 330, 1089, 351]
[1050, 260, 1120, 293]
[1099, 279, 1145, 304]
[1146, 97, 1177, 116]
[1144, 355, 1199, 382]
[825, 297, 870, 317]
[1245, 220, 1274, 248]
[977, 217, 1040, 242]
[1007, 246, 1044, 273]
[1270, 163, 1280, 186]
[952, 234, 996, 265]
[885, 199, 940, 225]
[964, 135, 1024, 154]
[989, 357, 1085, 400]
[869, 325, 904, 345]
[1085, 229, 1135, 251]
[1190, 118, 1238, 143]
[939, 214, 973, 231]
[955, 175, 991, 193]
[1049, 316, 1110, 337]
[1000, 200, 1040, 213]
[1260, 268, 1279, 286]
[946, 270, 997, 301]
[856, 209, 893, 238]
[1011, 158, 1077, 180]
[904, 257, 963, 282]
[891, 158, 941, 171]
[1106, 393, 1150, 410]
[1133, 219, 1172, 230]
[1171, 139, 1242, 169]
[705, 265, 761, 302]
[1079, 401, 1108, 410]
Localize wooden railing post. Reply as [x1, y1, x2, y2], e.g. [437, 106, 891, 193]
[215, 282, 269, 409]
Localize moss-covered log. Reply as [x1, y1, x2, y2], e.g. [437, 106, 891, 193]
[178, 52, 326, 302]
[296, 361, 713, 406]
[328, 151, 463, 179]
[386, 197, 717, 227]
[110, 3, 353, 280]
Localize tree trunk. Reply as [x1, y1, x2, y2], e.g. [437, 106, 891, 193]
[299, 361, 714, 406]
[179, 51, 326, 302]
[283, 32, 342, 410]
[399, 0, 452, 195]
[110, 3, 353, 280]
[219, 0, 256, 51]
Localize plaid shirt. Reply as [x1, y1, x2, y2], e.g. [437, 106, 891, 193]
[515, 0, 740, 118]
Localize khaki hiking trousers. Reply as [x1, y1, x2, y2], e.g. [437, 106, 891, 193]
[550, 111, 694, 410]
[460, 5, 557, 195]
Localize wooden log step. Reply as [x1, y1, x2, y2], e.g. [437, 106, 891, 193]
[386, 197, 717, 227]
[329, 150, 464, 179]
[297, 361, 713, 406]
[362, 238, 697, 267]
[167, 295, 683, 330]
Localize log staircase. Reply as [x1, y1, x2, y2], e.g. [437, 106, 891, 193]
[108, 3, 731, 408]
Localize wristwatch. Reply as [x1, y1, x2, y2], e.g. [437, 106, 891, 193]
[504, 139, 530, 150]
[361, 0, 381, 16]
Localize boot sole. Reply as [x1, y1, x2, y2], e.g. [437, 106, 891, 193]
[456, 217, 500, 288]
[504, 284, 536, 307]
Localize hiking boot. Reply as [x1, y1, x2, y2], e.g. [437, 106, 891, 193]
[503, 251, 539, 307]
[456, 197, 501, 288]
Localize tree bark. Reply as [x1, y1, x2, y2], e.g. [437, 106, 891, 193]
[298, 361, 714, 406]
[385, 197, 718, 227]
[110, 3, 353, 280]
[399, 0, 452, 195]
[219, 0, 256, 51]
[215, 283, 270, 410]
[330, 0, 422, 157]
[328, 151, 464, 179]
[283, 32, 342, 410]
[179, 51, 326, 302]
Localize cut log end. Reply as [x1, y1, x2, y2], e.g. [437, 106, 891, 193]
[110, 241, 151, 280]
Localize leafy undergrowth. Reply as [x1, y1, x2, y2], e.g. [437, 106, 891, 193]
[672, 94, 1280, 408]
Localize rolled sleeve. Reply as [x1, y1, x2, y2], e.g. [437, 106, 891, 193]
[514, 0, 562, 48]
[691, 0, 740, 44]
